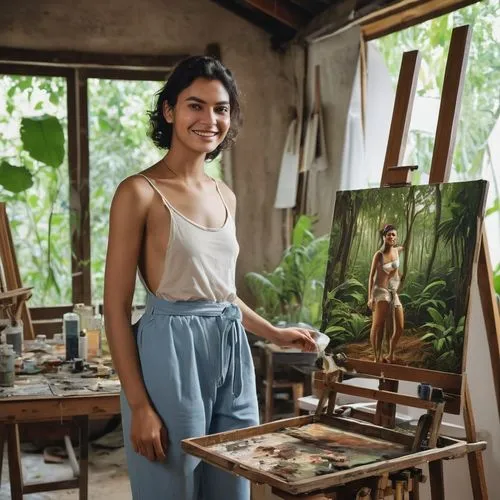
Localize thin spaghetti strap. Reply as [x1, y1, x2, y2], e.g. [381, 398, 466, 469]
[138, 174, 173, 209]
[213, 179, 230, 215]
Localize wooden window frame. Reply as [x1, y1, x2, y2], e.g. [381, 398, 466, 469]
[0, 48, 186, 309]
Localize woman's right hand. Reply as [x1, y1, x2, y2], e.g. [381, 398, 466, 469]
[367, 299, 373, 310]
[130, 403, 168, 461]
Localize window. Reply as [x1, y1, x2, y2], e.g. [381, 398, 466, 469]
[368, 0, 499, 282]
[0, 54, 185, 308]
[0, 74, 71, 306]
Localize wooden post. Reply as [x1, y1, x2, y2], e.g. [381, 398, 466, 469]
[477, 231, 500, 420]
[0, 423, 5, 489]
[77, 415, 89, 500]
[7, 424, 23, 500]
[380, 50, 421, 186]
[427, 24, 490, 499]
[428, 25, 472, 185]
[463, 376, 488, 499]
[428, 460, 444, 500]
[0, 204, 35, 339]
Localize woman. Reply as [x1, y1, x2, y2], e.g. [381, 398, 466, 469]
[367, 224, 404, 363]
[103, 56, 316, 500]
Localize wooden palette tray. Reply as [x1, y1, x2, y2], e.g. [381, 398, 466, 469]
[182, 414, 485, 495]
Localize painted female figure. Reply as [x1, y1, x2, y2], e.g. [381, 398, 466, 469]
[103, 56, 316, 500]
[367, 224, 404, 363]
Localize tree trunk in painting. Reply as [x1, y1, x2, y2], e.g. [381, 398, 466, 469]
[400, 188, 425, 288]
[338, 193, 362, 284]
[426, 184, 442, 284]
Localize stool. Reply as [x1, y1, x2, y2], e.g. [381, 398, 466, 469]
[263, 379, 304, 423]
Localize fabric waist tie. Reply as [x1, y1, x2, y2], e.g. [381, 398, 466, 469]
[144, 293, 243, 398]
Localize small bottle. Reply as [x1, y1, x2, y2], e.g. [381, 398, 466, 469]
[79, 330, 88, 361]
[0, 343, 16, 387]
[5, 321, 23, 356]
[63, 312, 80, 360]
[86, 314, 102, 359]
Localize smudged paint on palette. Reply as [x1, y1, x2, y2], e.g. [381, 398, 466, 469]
[208, 423, 407, 482]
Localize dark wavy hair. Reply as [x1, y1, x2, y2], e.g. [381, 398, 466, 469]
[381, 224, 397, 236]
[380, 224, 397, 245]
[148, 56, 241, 161]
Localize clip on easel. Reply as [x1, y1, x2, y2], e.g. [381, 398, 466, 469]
[310, 24, 498, 500]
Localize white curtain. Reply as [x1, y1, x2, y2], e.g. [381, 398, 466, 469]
[305, 26, 361, 235]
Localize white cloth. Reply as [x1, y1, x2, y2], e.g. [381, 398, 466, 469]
[274, 118, 301, 209]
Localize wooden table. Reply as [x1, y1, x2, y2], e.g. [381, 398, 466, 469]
[256, 342, 317, 422]
[0, 373, 121, 499]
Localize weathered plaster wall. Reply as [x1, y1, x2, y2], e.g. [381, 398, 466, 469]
[0, 0, 297, 301]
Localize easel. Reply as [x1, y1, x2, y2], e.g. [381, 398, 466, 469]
[0, 203, 35, 339]
[270, 24, 498, 500]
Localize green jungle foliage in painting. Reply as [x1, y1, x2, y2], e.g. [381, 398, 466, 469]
[321, 181, 488, 374]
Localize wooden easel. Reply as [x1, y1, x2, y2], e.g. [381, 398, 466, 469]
[271, 24, 497, 500]
[0, 203, 35, 339]
[375, 24, 494, 500]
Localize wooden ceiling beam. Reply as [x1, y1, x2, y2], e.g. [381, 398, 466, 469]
[241, 0, 309, 29]
[211, 0, 296, 41]
[362, 0, 480, 40]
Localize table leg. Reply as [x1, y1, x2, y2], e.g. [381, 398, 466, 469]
[7, 423, 23, 500]
[264, 350, 273, 423]
[77, 416, 89, 500]
[0, 423, 5, 487]
[410, 477, 420, 500]
[429, 460, 445, 500]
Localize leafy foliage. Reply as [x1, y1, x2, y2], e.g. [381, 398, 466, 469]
[0, 75, 70, 306]
[20, 115, 65, 168]
[398, 279, 447, 325]
[246, 215, 329, 328]
[421, 307, 465, 373]
[375, 0, 499, 279]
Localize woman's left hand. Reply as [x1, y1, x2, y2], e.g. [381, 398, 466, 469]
[271, 327, 318, 352]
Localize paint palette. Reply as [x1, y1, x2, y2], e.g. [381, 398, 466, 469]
[208, 423, 405, 482]
[182, 414, 473, 495]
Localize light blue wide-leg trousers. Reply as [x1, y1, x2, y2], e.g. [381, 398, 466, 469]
[120, 294, 259, 500]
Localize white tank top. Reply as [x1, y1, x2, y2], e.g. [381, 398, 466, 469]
[138, 174, 238, 303]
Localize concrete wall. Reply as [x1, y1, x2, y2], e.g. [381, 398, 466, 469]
[0, 0, 297, 301]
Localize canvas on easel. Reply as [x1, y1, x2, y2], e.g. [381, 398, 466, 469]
[0, 202, 35, 339]
[321, 179, 488, 376]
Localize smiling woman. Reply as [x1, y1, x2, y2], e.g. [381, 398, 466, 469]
[148, 56, 241, 161]
[103, 56, 317, 500]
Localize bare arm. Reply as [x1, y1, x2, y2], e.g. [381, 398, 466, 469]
[234, 296, 280, 342]
[104, 176, 167, 462]
[219, 181, 316, 351]
[103, 176, 150, 410]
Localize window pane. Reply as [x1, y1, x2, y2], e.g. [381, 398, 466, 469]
[372, 0, 500, 276]
[0, 75, 71, 306]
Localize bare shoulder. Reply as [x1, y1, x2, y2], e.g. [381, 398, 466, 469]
[216, 180, 237, 217]
[112, 173, 155, 210]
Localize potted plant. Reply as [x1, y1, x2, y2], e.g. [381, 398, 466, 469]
[245, 215, 329, 363]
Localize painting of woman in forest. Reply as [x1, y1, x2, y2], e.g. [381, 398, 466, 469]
[321, 181, 488, 374]
[367, 224, 404, 363]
